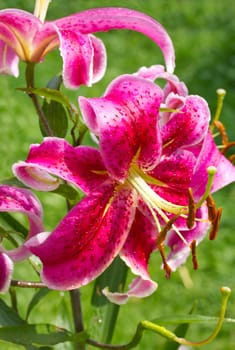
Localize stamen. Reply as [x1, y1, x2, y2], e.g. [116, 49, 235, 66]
[156, 214, 180, 246]
[34, 0, 51, 23]
[190, 240, 198, 270]
[209, 208, 222, 240]
[210, 88, 226, 133]
[187, 188, 196, 229]
[213, 120, 229, 147]
[206, 194, 217, 221]
[229, 154, 235, 163]
[127, 166, 189, 247]
[158, 244, 171, 278]
[221, 141, 235, 155]
[196, 166, 217, 208]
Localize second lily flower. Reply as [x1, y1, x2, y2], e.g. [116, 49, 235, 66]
[12, 65, 235, 304]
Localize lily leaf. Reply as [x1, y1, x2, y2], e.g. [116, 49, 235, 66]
[52, 183, 82, 203]
[40, 99, 68, 138]
[0, 324, 87, 346]
[26, 288, 51, 320]
[152, 314, 235, 325]
[0, 298, 26, 326]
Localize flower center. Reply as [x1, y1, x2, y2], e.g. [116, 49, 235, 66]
[34, 0, 51, 23]
[127, 165, 189, 243]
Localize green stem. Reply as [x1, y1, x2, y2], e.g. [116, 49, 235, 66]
[70, 289, 86, 350]
[25, 62, 54, 136]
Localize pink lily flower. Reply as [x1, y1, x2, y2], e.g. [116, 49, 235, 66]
[13, 67, 235, 303]
[0, 185, 43, 292]
[0, 2, 175, 88]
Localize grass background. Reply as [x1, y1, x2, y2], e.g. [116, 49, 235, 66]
[0, 0, 235, 349]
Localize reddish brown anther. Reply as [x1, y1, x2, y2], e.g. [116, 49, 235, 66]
[214, 120, 229, 147]
[156, 214, 180, 246]
[221, 141, 235, 155]
[209, 207, 223, 240]
[206, 194, 217, 222]
[187, 187, 196, 229]
[190, 240, 198, 270]
[158, 244, 171, 279]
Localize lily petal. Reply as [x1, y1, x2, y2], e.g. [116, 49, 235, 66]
[162, 95, 211, 154]
[0, 9, 41, 60]
[56, 28, 106, 89]
[0, 41, 19, 76]
[54, 7, 175, 74]
[13, 137, 109, 194]
[0, 185, 44, 261]
[26, 186, 137, 290]
[192, 132, 235, 198]
[0, 253, 13, 293]
[102, 277, 157, 305]
[79, 75, 163, 179]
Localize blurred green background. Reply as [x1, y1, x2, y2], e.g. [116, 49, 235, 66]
[0, 1, 235, 349]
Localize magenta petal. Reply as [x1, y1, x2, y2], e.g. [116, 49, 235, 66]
[162, 95, 211, 154]
[26, 186, 137, 290]
[166, 206, 209, 271]
[79, 97, 139, 180]
[102, 276, 157, 304]
[103, 210, 158, 304]
[79, 75, 163, 178]
[13, 137, 109, 194]
[0, 253, 13, 293]
[0, 41, 19, 76]
[121, 209, 156, 279]
[0, 185, 43, 238]
[54, 7, 175, 73]
[150, 150, 196, 191]
[86, 34, 107, 84]
[56, 28, 106, 89]
[191, 132, 235, 198]
[105, 74, 163, 171]
[0, 9, 41, 60]
[0, 185, 44, 261]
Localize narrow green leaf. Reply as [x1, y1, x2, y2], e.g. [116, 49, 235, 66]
[0, 324, 87, 346]
[52, 184, 82, 203]
[40, 99, 68, 138]
[0, 176, 26, 187]
[0, 298, 26, 326]
[152, 314, 235, 325]
[26, 288, 51, 320]
[92, 257, 128, 343]
[18, 87, 70, 108]
[0, 212, 28, 238]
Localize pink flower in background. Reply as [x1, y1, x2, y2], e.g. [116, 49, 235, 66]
[13, 67, 235, 303]
[0, 2, 175, 88]
[0, 185, 43, 292]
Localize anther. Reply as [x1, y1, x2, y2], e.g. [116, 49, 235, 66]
[158, 244, 171, 279]
[213, 120, 229, 147]
[221, 141, 235, 155]
[206, 194, 217, 221]
[156, 214, 180, 246]
[190, 240, 198, 270]
[187, 188, 196, 229]
[209, 208, 223, 240]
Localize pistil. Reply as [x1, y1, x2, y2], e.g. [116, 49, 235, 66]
[34, 0, 51, 23]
